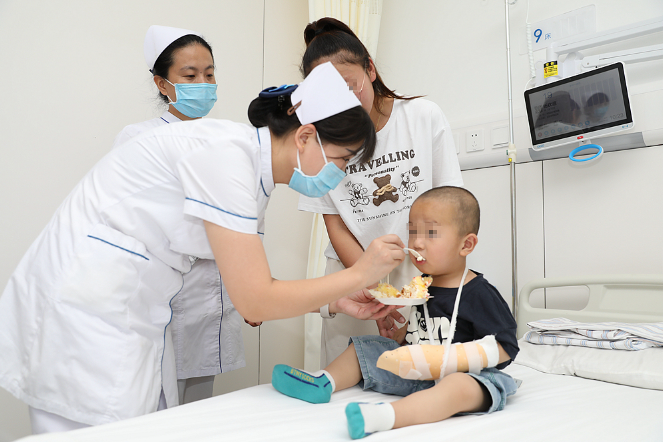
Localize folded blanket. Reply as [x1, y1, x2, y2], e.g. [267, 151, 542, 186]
[524, 318, 663, 350]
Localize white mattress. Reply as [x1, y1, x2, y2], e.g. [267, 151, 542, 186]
[19, 363, 663, 442]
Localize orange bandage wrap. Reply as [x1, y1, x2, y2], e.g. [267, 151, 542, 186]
[376, 335, 500, 381]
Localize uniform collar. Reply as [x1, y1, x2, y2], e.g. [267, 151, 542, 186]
[160, 110, 182, 124]
[257, 126, 275, 197]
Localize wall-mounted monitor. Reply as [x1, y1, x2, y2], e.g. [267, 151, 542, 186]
[524, 62, 634, 151]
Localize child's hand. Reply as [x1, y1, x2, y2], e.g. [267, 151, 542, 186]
[332, 289, 402, 320]
[377, 313, 407, 340]
[352, 235, 405, 287]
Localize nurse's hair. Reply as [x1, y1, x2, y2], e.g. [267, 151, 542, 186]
[247, 92, 376, 164]
[301, 18, 420, 117]
[415, 186, 480, 236]
[151, 34, 214, 104]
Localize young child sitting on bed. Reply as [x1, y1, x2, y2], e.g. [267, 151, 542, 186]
[271, 186, 520, 439]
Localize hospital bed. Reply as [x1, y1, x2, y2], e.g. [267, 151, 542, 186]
[19, 275, 663, 442]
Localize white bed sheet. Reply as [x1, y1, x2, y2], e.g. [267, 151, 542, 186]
[19, 363, 663, 442]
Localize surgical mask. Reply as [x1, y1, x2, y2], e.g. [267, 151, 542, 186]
[166, 79, 217, 118]
[593, 106, 609, 120]
[288, 133, 346, 198]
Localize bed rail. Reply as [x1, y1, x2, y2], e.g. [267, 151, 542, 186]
[517, 274, 663, 338]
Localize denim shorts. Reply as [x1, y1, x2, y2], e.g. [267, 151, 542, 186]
[350, 335, 518, 414]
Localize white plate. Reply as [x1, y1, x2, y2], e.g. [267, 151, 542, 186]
[374, 297, 429, 305]
[368, 290, 431, 305]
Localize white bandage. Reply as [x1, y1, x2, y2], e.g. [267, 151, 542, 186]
[402, 344, 432, 379]
[377, 335, 500, 381]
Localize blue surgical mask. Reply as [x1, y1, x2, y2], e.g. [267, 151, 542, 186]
[166, 79, 217, 118]
[593, 106, 609, 120]
[288, 133, 346, 198]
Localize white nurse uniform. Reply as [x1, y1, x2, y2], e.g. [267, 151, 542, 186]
[0, 121, 273, 426]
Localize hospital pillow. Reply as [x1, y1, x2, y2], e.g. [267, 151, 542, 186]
[515, 340, 663, 391]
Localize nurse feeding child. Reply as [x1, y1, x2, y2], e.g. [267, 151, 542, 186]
[0, 62, 405, 434]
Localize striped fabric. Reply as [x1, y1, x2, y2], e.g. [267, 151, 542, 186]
[524, 318, 663, 351]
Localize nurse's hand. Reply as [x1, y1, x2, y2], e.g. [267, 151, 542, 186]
[331, 288, 402, 320]
[352, 234, 405, 287]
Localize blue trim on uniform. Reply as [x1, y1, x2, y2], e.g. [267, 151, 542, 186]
[218, 270, 224, 374]
[256, 129, 269, 197]
[185, 197, 257, 220]
[260, 178, 268, 197]
[258, 232, 264, 236]
[160, 117, 169, 124]
[87, 235, 149, 260]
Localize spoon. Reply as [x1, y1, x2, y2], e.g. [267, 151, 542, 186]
[404, 248, 425, 261]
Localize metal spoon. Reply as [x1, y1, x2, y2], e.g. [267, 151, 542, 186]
[404, 248, 425, 261]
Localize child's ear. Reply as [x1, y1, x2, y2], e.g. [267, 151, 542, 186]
[459, 233, 478, 257]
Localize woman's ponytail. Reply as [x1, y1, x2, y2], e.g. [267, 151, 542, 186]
[247, 93, 300, 137]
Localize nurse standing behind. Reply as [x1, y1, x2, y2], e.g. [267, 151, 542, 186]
[0, 61, 404, 434]
[114, 25, 247, 407]
[113, 25, 218, 146]
[297, 18, 464, 366]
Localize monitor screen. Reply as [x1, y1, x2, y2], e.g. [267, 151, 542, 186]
[524, 62, 633, 151]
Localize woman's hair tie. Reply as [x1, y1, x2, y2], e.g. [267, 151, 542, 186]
[259, 84, 298, 99]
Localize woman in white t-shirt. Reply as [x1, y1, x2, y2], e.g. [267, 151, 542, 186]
[297, 18, 464, 366]
[0, 62, 404, 434]
[113, 25, 246, 408]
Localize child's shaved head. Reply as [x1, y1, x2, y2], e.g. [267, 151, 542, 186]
[414, 186, 480, 236]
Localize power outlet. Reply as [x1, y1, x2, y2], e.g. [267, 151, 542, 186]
[466, 130, 484, 152]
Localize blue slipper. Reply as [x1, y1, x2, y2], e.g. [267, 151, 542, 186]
[271, 364, 333, 404]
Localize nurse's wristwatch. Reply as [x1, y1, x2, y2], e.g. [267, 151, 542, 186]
[320, 303, 336, 319]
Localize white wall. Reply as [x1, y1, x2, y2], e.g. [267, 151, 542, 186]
[377, 0, 663, 313]
[0, 1, 309, 440]
[257, 0, 312, 385]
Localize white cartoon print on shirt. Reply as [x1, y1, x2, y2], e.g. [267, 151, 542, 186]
[405, 308, 450, 345]
[399, 166, 425, 196]
[348, 183, 370, 207]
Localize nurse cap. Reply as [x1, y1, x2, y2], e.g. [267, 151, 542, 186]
[290, 61, 362, 125]
[144, 25, 201, 71]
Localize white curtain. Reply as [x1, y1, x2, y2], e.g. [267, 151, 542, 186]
[308, 0, 383, 59]
[303, 0, 384, 372]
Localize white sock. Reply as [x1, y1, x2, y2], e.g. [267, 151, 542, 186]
[358, 403, 395, 433]
[311, 369, 336, 393]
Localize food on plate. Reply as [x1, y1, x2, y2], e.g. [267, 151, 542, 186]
[373, 282, 400, 298]
[370, 276, 433, 300]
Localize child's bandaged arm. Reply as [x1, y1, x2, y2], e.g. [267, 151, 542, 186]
[376, 336, 512, 381]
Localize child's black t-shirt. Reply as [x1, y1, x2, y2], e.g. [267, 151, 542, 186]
[404, 271, 519, 369]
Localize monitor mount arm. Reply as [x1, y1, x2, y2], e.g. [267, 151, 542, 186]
[534, 15, 663, 86]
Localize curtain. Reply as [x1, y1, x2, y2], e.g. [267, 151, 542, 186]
[303, 0, 384, 372]
[308, 0, 383, 59]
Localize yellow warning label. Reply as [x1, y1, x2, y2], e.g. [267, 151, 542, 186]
[544, 61, 558, 78]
